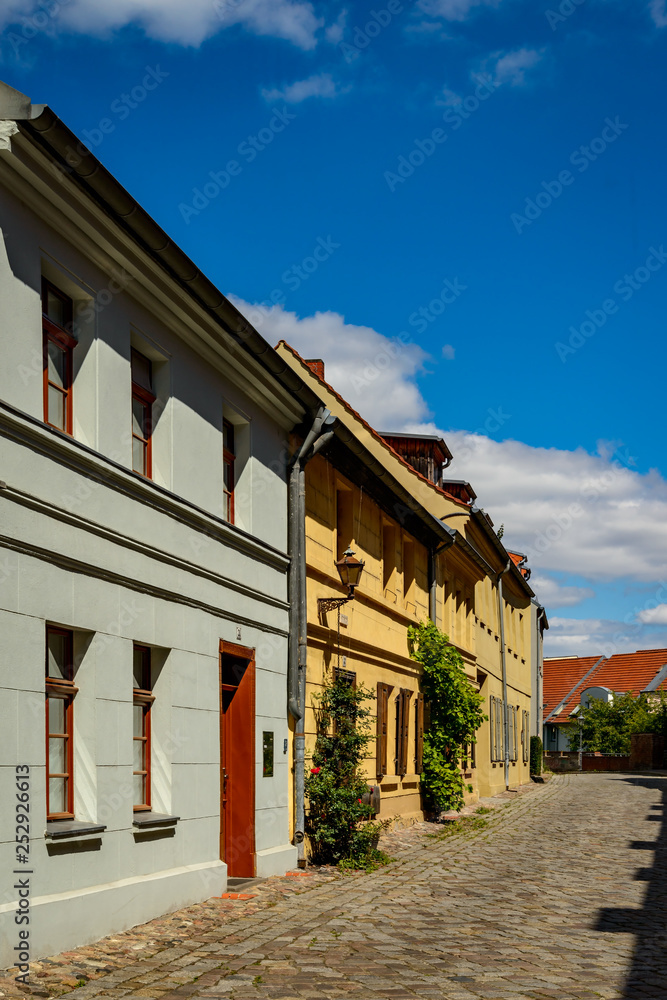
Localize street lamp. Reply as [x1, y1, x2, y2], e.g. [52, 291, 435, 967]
[317, 548, 365, 623]
[334, 548, 365, 597]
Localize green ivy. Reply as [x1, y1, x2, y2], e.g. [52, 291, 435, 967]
[304, 671, 388, 866]
[408, 620, 486, 815]
[529, 735, 543, 775]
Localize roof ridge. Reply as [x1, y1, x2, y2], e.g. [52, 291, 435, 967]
[544, 655, 607, 723]
[277, 340, 470, 509]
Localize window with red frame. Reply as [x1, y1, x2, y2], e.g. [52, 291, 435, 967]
[133, 645, 153, 811]
[131, 349, 155, 478]
[223, 419, 235, 523]
[46, 627, 77, 820]
[42, 279, 76, 434]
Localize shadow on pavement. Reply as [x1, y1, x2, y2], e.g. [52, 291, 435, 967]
[595, 775, 667, 998]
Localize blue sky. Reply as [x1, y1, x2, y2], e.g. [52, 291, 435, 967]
[3, 0, 667, 655]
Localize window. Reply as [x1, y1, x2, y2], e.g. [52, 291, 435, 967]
[395, 688, 413, 776]
[414, 693, 424, 775]
[223, 419, 235, 523]
[42, 279, 76, 434]
[46, 627, 77, 820]
[336, 488, 353, 560]
[332, 668, 357, 736]
[376, 682, 393, 778]
[382, 523, 395, 594]
[403, 539, 415, 605]
[131, 349, 155, 478]
[522, 709, 530, 763]
[508, 704, 518, 762]
[133, 645, 153, 811]
[490, 695, 504, 762]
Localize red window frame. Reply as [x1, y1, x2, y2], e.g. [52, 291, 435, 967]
[133, 644, 154, 812]
[46, 626, 77, 820]
[223, 419, 235, 524]
[131, 350, 155, 480]
[42, 279, 76, 435]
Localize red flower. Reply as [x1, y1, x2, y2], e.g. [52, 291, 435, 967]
[358, 798, 362, 803]
[310, 767, 321, 774]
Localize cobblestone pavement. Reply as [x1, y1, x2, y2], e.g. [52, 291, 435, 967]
[3, 772, 666, 1000]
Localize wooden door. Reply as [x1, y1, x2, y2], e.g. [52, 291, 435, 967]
[219, 642, 255, 877]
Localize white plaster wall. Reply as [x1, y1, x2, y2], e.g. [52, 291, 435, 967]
[0, 151, 298, 966]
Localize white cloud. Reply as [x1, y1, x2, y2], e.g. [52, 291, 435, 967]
[229, 296, 667, 627]
[649, 0, 667, 28]
[404, 429, 667, 586]
[229, 298, 431, 428]
[0, 0, 323, 48]
[261, 73, 348, 104]
[486, 47, 544, 86]
[325, 9, 347, 43]
[545, 616, 667, 658]
[417, 0, 502, 22]
[531, 576, 595, 609]
[441, 344, 456, 360]
[637, 604, 667, 625]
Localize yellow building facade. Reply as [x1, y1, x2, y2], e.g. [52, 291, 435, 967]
[277, 343, 539, 829]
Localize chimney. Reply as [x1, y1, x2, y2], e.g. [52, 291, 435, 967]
[305, 359, 325, 380]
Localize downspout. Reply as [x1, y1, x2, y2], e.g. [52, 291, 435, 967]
[535, 605, 546, 741]
[497, 561, 512, 790]
[288, 407, 336, 867]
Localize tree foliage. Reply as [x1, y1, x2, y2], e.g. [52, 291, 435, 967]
[565, 691, 667, 755]
[304, 672, 387, 867]
[408, 620, 486, 814]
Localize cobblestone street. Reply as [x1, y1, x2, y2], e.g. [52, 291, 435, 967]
[3, 773, 666, 1000]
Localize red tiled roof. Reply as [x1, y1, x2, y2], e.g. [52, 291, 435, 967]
[544, 648, 667, 723]
[276, 340, 470, 509]
[543, 655, 605, 723]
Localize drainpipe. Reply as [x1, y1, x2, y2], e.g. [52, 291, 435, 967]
[497, 561, 512, 790]
[288, 407, 336, 867]
[535, 605, 546, 740]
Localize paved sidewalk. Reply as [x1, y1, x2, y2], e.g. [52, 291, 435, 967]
[2, 773, 666, 1000]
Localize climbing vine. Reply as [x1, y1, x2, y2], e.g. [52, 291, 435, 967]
[408, 620, 486, 814]
[305, 671, 389, 868]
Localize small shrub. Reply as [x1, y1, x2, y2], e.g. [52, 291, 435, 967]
[305, 671, 386, 867]
[529, 735, 543, 775]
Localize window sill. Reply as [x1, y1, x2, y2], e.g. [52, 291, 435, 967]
[132, 812, 179, 830]
[45, 820, 106, 842]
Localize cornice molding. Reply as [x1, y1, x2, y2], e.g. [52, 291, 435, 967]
[0, 532, 288, 638]
[0, 402, 290, 574]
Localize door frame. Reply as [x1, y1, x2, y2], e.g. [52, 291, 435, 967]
[219, 640, 256, 875]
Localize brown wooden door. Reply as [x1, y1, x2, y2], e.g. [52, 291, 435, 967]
[219, 642, 255, 878]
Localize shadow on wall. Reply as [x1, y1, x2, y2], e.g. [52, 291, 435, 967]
[595, 775, 667, 998]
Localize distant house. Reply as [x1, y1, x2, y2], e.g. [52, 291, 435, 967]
[543, 649, 667, 750]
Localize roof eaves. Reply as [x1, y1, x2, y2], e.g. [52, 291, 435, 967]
[3, 88, 320, 421]
[277, 341, 471, 510]
[469, 508, 535, 597]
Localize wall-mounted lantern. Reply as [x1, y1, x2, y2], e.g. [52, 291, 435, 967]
[317, 548, 365, 625]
